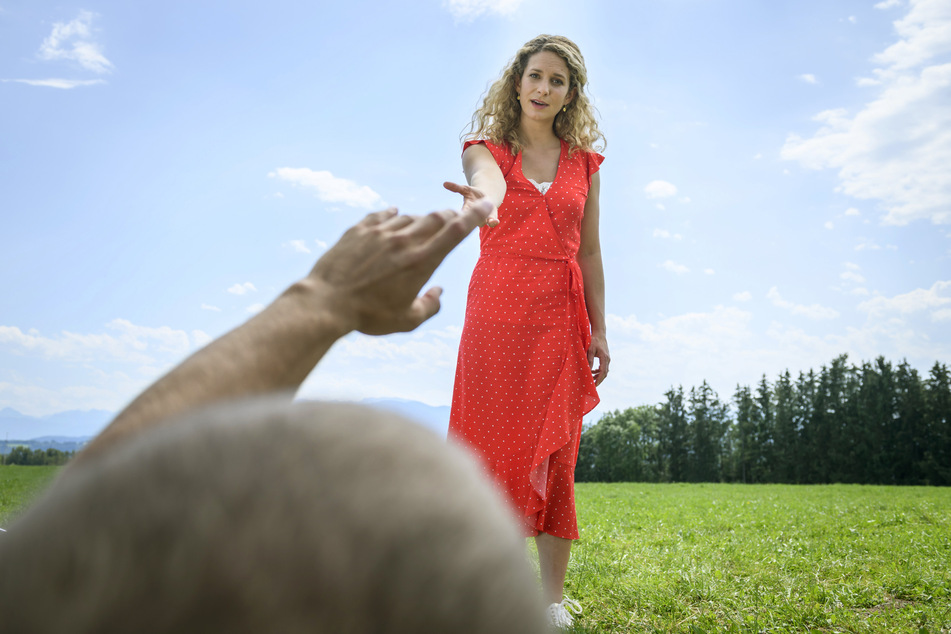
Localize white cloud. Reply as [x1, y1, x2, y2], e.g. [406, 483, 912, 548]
[781, 0, 951, 226]
[644, 180, 678, 199]
[841, 271, 867, 284]
[228, 282, 257, 295]
[269, 168, 385, 209]
[38, 10, 114, 74]
[0, 319, 201, 365]
[799, 73, 818, 84]
[704, 268, 715, 275]
[873, 0, 951, 71]
[849, 15, 858, 24]
[933, 308, 951, 321]
[767, 287, 840, 320]
[733, 291, 752, 302]
[298, 326, 463, 406]
[858, 280, 951, 315]
[2, 78, 105, 89]
[845, 261, 861, 270]
[315, 239, 328, 249]
[287, 239, 311, 254]
[442, 0, 524, 21]
[753, 153, 763, 160]
[661, 260, 689, 274]
[201, 304, 221, 312]
[192, 330, 212, 347]
[876, 0, 904, 8]
[652, 228, 683, 240]
[246, 303, 266, 314]
[845, 207, 861, 216]
[825, 221, 835, 230]
[0, 379, 131, 418]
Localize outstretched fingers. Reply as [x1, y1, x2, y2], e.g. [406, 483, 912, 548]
[359, 207, 399, 227]
[424, 200, 492, 258]
[443, 181, 470, 196]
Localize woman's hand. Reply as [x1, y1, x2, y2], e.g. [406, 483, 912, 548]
[444, 181, 499, 227]
[587, 333, 610, 386]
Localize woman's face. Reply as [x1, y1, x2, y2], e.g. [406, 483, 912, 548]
[515, 50, 574, 125]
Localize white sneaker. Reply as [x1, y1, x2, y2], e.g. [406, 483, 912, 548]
[546, 597, 582, 629]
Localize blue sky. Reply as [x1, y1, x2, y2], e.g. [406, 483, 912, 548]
[1, 0, 949, 421]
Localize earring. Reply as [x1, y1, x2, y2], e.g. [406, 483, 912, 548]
[562, 105, 567, 112]
[517, 93, 521, 100]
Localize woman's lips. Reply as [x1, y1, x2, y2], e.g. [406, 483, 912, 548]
[530, 99, 548, 108]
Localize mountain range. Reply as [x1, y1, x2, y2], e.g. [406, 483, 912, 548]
[0, 400, 452, 443]
[0, 401, 601, 448]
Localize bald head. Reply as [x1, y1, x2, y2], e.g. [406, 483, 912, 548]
[0, 399, 546, 634]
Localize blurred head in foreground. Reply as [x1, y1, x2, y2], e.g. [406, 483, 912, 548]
[0, 399, 547, 634]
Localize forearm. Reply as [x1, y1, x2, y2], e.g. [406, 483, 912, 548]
[468, 167, 506, 209]
[578, 251, 606, 336]
[72, 279, 348, 466]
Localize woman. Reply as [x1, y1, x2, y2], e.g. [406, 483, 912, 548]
[444, 34, 609, 629]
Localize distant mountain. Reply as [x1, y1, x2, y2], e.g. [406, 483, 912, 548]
[359, 399, 604, 439]
[361, 398, 451, 437]
[0, 401, 605, 447]
[0, 408, 113, 441]
[1, 438, 91, 455]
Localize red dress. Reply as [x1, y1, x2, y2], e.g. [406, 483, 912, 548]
[448, 138, 602, 540]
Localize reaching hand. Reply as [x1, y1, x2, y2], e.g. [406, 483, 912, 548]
[443, 181, 499, 228]
[587, 334, 610, 386]
[308, 201, 492, 335]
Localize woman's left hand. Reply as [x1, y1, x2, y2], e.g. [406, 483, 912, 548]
[587, 334, 610, 386]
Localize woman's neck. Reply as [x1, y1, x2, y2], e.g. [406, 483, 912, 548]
[518, 119, 561, 150]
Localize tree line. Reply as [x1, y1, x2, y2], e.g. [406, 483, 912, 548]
[1, 447, 74, 466]
[576, 355, 951, 486]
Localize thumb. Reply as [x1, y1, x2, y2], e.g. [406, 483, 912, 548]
[406, 286, 443, 329]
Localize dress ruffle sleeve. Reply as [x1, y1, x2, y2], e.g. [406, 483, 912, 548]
[463, 139, 515, 176]
[586, 151, 604, 185]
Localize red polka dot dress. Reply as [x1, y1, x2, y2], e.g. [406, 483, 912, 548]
[449, 138, 602, 540]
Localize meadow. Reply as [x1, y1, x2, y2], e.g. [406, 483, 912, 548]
[2, 469, 948, 632]
[563, 483, 951, 633]
[0, 465, 58, 527]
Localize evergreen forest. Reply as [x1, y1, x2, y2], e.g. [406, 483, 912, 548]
[576, 355, 951, 486]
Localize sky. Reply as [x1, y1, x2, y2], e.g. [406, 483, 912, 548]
[1, 0, 949, 423]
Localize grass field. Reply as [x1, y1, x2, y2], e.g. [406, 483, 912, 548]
[2, 470, 948, 632]
[0, 465, 59, 527]
[563, 483, 951, 633]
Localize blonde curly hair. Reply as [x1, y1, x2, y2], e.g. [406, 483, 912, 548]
[464, 34, 605, 156]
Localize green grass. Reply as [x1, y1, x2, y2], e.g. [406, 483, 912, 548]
[2, 471, 948, 632]
[0, 465, 59, 527]
[565, 483, 951, 633]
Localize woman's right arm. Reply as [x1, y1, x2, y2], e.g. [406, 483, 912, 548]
[443, 144, 506, 227]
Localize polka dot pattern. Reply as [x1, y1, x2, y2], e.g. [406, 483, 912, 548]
[448, 139, 602, 540]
